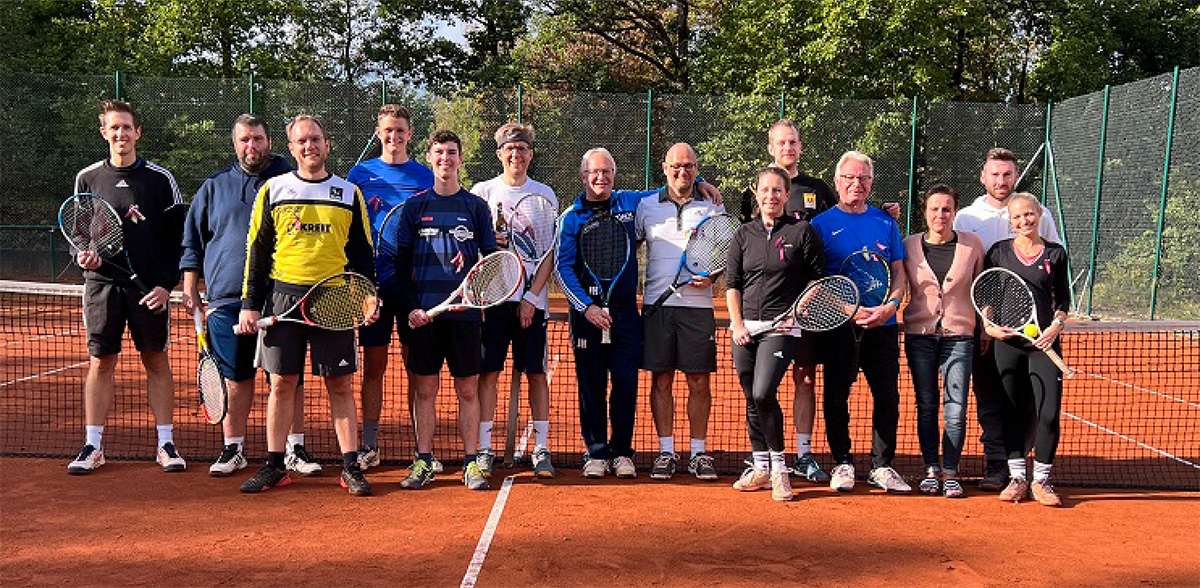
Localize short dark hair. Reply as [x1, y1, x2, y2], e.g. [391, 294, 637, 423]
[923, 183, 960, 209]
[378, 104, 412, 124]
[428, 129, 462, 152]
[286, 114, 326, 139]
[232, 113, 269, 137]
[756, 166, 791, 189]
[986, 148, 1017, 165]
[99, 100, 138, 127]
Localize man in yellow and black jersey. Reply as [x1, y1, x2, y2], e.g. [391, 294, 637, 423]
[236, 114, 377, 496]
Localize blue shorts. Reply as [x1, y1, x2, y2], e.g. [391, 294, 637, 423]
[357, 293, 412, 347]
[206, 303, 257, 382]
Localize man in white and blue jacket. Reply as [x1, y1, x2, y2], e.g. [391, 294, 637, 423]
[180, 114, 316, 478]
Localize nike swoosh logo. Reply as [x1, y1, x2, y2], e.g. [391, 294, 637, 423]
[832, 228, 845, 235]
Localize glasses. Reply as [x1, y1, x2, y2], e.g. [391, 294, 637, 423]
[667, 163, 697, 172]
[837, 174, 873, 183]
[500, 144, 531, 154]
[584, 168, 615, 176]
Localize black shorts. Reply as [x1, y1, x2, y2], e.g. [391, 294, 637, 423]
[405, 320, 483, 377]
[641, 306, 717, 373]
[792, 332, 819, 367]
[257, 291, 358, 377]
[206, 303, 257, 382]
[83, 280, 170, 356]
[481, 302, 548, 375]
[357, 294, 412, 348]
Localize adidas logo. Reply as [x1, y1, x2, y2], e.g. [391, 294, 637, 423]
[773, 350, 784, 359]
[338, 359, 349, 367]
[115, 179, 129, 188]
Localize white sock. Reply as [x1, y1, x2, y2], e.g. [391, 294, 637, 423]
[1008, 458, 1027, 480]
[85, 425, 103, 449]
[225, 436, 245, 449]
[1033, 461, 1053, 484]
[287, 433, 304, 448]
[752, 451, 770, 471]
[796, 433, 812, 457]
[770, 451, 787, 474]
[533, 420, 549, 450]
[659, 436, 674, 455]
[478, 421, 493, 450]
[156, 424, 173, 446]
[689, 439, 706, 456]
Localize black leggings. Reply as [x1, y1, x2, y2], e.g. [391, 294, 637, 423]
[732, 335, 798, 453]
[993, 339, 1064, 464]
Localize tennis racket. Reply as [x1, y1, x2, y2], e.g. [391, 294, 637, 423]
[839, 247, 892, 379]
[255, 272, 379, 330]
[58, 193, 150, 295]
[972, 267, 1075, 377]
[374, 202, 405, 277]
[578, 211, 632, 344]
[425, 250, 524, 318]
[748, 275, 860, 338]
[508, 194, 559, 268]
[194, 307, 227, 425]
[644, 213, 738, 318]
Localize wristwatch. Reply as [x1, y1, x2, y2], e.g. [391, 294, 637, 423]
[886, 297, 901, 308]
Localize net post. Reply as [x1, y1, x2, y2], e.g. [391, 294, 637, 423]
[1150, 66, 1181, 320]
[1041, 100, 1053, 200]
[778, 91, 785, 120]
[1085, 85, 1110, 316]
[1046, 141, 1076, 306]
[113, 70, 121, 100]
[248, 72, 254, 114]
[905, 94, 919, 235]
[48, 226, 56, 281]
[517, 83, 524, 125]
[644, 88, 653, 191]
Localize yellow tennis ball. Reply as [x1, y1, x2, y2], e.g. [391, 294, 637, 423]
[1023, 324, 1040, 338]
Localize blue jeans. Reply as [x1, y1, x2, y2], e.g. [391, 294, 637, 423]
[905, 335, 973, 472]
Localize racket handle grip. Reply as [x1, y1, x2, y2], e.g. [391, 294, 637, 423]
[600, 307, 611, 344]
[255, 316, 277, 329]
[425, 306, 446, 319]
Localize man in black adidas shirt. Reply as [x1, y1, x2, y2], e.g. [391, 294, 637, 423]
[67, 100, 186, 475]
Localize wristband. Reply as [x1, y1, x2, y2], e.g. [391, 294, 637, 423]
[1051, 318, 1064, 327]
[522, 290, 540, 305]
[886, 298, 901, 308]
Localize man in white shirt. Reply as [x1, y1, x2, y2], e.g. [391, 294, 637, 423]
[472, 123, 559, 479]
[953, 147, 1062, 491]
[636, 143, 722, 481]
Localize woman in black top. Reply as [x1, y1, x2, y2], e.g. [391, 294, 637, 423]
[984, 193, 1071, 507]
[726, 167, 825, 502]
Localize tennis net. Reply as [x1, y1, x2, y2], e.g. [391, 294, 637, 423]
[2, 280, 1197, 489]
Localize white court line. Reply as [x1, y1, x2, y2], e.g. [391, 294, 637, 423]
[0, 330, 82, 348]
[1063, 410, 1200, 470]
[513, 353, 559, 463]
[0, 359, 90, 388]
[1079, 371, 1200, 409]
[460, 475, 515, 588]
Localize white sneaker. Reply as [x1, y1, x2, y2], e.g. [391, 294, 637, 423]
[285, 444, 323, 476]
[582, 457, 609, 478]
[209, 444, 247, 477]
[830, 463, 855, 492]
[156, 442, 187, 472]
[868, 466, 912, 493]
[771, 471, 794, 502]
[357, 446, 380, 470]
[732, 467, 771, 491]
[612, 456, 636, 478]
[67, 444, 105, 475]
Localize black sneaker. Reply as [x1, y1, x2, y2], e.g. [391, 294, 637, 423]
[340, 464, 372, 496]
[240, 463, 292, 493]
[979, 461, 1009, 491]
[650, 452, 678, 480]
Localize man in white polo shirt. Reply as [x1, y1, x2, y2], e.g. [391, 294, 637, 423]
[954, 147, 1062, 491]
[636, 143, 723, 481]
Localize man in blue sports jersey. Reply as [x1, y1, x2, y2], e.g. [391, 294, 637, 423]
[387, 130, 498, 491]
[181, 114, 320, 478]
[346, 104, 435, 471]
[810, 151, 911, 494]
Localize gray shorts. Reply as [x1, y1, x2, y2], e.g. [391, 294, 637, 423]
[257, 291, 358, 377]
[642, 306, 717, 373]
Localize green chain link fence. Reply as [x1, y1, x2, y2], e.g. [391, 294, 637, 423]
[2, 68, 1196, 319]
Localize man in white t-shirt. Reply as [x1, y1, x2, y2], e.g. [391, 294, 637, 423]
[636, 143, 723, 482]
[472, 123, 559, 479]
[953, 147, 1062, 492]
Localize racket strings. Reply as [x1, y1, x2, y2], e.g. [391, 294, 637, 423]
[841, 253, 889, 306]
[62, 197, 124, 256]
[795, 278, 860, 331]
[580, 216, 629, 280]
[463, 253, 524, 306]
[510, 197, 558, 263]
[974, 273, 1034, 328]
[197, 356, 225, 420]
[684, 215, 737, 275]
[304, 276, 378, 330]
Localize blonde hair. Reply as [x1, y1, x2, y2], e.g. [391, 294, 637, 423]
[1007, 192, 1042, 215]
[286, 114, 326, 139]
[494, 122, 535, 146]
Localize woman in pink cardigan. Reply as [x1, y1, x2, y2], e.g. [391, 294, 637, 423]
[902, 184, 985, 498]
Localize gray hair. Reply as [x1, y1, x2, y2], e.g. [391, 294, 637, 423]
[835, 150, 874, 174]
[580, 147, 616, 175]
